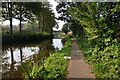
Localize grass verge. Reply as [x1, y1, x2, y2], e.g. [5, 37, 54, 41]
[22, 38, 72, 80]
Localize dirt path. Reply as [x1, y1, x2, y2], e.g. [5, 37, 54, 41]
[66, 38, 95, 79]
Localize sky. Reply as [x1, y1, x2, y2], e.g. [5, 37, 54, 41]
[48, 0, 65, 31]
[2, 0, 65, 31]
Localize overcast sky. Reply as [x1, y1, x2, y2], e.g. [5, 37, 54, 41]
[2, 0, 65, 31]
[48, 0, 65, 31]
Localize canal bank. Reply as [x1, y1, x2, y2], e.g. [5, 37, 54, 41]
[20, 38, 72, 80]
[2, 33, 53, 45]
[2, 38, 63, 79]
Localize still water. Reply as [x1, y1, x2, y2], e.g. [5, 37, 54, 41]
[2, 39, 63, 79]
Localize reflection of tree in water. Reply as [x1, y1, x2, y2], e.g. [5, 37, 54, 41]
[31, 39, 55, 64]
[19, 48, 23, 63]
[2, 47, 24, 78]
[2, 50, 10, 72]
[2, 39, 55, 78]
[10, 48, 14, 70]
[2, 47, 27, 78]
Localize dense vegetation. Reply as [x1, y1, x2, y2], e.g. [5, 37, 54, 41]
[56, 2, 120, 78]
[1, 1, 120, 79]
[61, 23, 70, 34]
[22, 38, 72, 80]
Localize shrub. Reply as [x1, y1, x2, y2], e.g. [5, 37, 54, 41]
[22, 38, 72, 80]
[39, 53, 68, 80]
[77, 37, 119, 78]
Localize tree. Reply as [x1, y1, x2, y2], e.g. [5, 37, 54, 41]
[25, 2, 56, 34]
[62, 23, 69, 34]
[15, 2, 36, 35]
[69, 20, 83, 36]
[2, 2, 35, 35]
[2, 2, 56, 35]
[2, 2, 15, 36]
[56, 2, 71, 22]
[24, 2, 44, 33]
[56, 2, 84, 36]
[68, 2, 120, 78]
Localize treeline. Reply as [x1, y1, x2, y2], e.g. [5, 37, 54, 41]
[56, 2, 120, 78]
[2, 2, 56, 36]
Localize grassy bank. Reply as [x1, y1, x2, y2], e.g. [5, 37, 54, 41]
[2, 33, 53, 45]
[77, 37, 119, 79]
[22, 38, 72, 80]
[77, 37, 91, 62]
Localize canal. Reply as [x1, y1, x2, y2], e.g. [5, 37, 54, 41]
[2, 38, 63, 79]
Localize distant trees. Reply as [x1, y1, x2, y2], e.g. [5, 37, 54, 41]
[69, 20, 83, 36]
[21, 2, 56, 34]
[62, 23, 69, 34]
[24, 2, 43, 33]
[14, 2, 34, 35]
[56, 2, 83, 36]
[2, 2, 56, 36]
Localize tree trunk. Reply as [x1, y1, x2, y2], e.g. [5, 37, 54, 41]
[19, 5, 22, 35]
[19, 18, 22, 35]
[8, 2, 13, 36]
[42, 15, 44, 34]
[10, 16, 12, 36]
[50, 28, 53, 35]
[38, 18, 41, 33]
[10, 48, 14, 70]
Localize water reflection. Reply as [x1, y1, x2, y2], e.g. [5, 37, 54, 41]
[52, 39, 63, 50]
[2, 39, 63, 79]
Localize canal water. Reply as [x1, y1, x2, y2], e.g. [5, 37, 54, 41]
[2, 39, 63, 79]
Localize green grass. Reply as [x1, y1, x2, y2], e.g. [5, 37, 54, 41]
[22, 38, 72, 80]
[38, 38, 72, 80]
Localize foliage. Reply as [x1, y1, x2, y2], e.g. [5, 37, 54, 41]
[62, 23, 70, 34]
[38, 53, 68, 80]
[69, 2, 120, 78]
[22, 38, 72, 80]
[2, 2, 14, 36]
[38, 38, 72, 80]
[22, 61, 40, 80]
[24, 2, 56, 34]
[2, 2, 56, 36]
[69, 20, 83, 36]
[56, 2, 84, 36]
[77, 37, 119, 78]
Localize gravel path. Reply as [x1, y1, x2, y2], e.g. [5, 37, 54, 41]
[66, 38, 95, 79]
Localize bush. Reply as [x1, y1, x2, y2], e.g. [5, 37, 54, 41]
[22, 38, 72, 80]
[39, 53, 68, 80]
[38, 38, 72, 80]
[77, 37, 119, 79]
